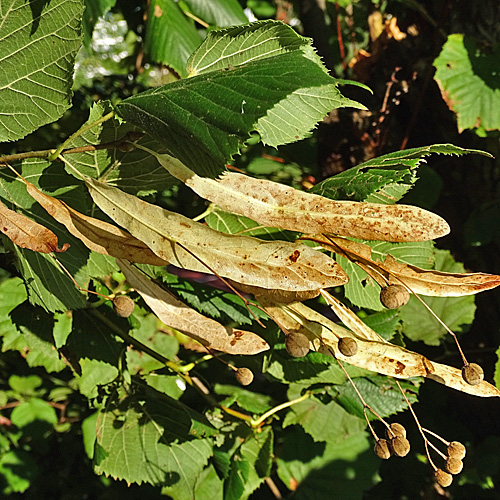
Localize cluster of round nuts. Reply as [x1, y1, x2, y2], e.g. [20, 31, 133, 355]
[435, 441, 466, 487]
[374, 423, 410, 459]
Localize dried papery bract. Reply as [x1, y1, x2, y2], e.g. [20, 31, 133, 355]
[119, 260, 269, 355]
[140, 145, 451, 242]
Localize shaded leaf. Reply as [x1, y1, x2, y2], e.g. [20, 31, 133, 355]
[145, 147, 449, 242]
[310, 144, 492, 203]
[95, 384, 214, 491]
[276, 427, 378, 500]
[399, 249, 477, 345]
[86, 177, 347, 292]
[434, 35, 500, 132]
[0, 0, 84, 141]
[119, 260, 269, 355]
[283, 397, 365, 443]
[4, 303, 66, 373]
[182, 0, 248, 27]
[225, 427, 273, 500]
[61, 101, 176, 196]
[0, 202, 69, 254]
[117, 21, 365, 178]
[144, 0, 202, 78]
[336, 376, 419, 420]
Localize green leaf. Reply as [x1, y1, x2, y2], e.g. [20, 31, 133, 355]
[5, 304, 66, 373]
[225, 427, 273, 500]
[0, 450, 37, 494]
[283, 397, 365, 443]
[193, 464, 224, 500]
[0, 0, 84, 142]
[205, 208, 297, 241]
[276, 425, 379, 500]
[182, 0, 248, 27]
[63, 101, 177, 196]
[126, 313, 179, 374]
[214, 384, 273, 414]
[310, 144, 491, 203]
[117, 21, 364, 178]
[8, 375, 43, 397]
[400, 249, 477, 345]
[336, 376, 420, 420]
[53, 311, 73, 349]
[434, 34, 500, 132]
[144, 0, 202, 78]
[0, 278, 27, 342]
[360, 309, 401, 341]
[66, 309, 125, 397]
[10, 398, 58, 428]
[265, 348, 346, 386]
[95, 384, 214, 492]
[82, 412, 98, 460]
[338, 240, 434, 311]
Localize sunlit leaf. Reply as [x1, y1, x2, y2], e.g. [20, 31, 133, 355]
[0, 0, 84, 141]
[434, 35, 500, 132]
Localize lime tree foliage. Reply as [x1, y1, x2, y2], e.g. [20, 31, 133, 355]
[0, 1, 499, 499]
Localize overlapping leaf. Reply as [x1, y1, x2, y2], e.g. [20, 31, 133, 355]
[95, 385, 214, 490]
[0, 0, 84, 142]
[434, 35, 500, 132]
[182, 0, 247, 27]
[117, 21, 365, 177]
[144, 147, 450, 242]
[144, 0, 202, 78]
[84, 177, 348, 292]
[310, 144, 492, 203]
[119, 260, 269, 355]
[0, 202, 69, 254]
[61, 101, 176, 196]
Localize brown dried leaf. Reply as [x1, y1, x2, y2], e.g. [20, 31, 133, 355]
[260, 297, 500, 397]
[119, 260, 269, 355]
[320, 236, 500, 296]
[24, 182, 168, 266]
[85, 177, 348, 292]
[0, 202, 69, 253]
[148, 149, 450, 242]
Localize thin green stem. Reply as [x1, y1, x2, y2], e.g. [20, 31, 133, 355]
[250, 392, 311, 427]
[48, 110, 115, 161]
